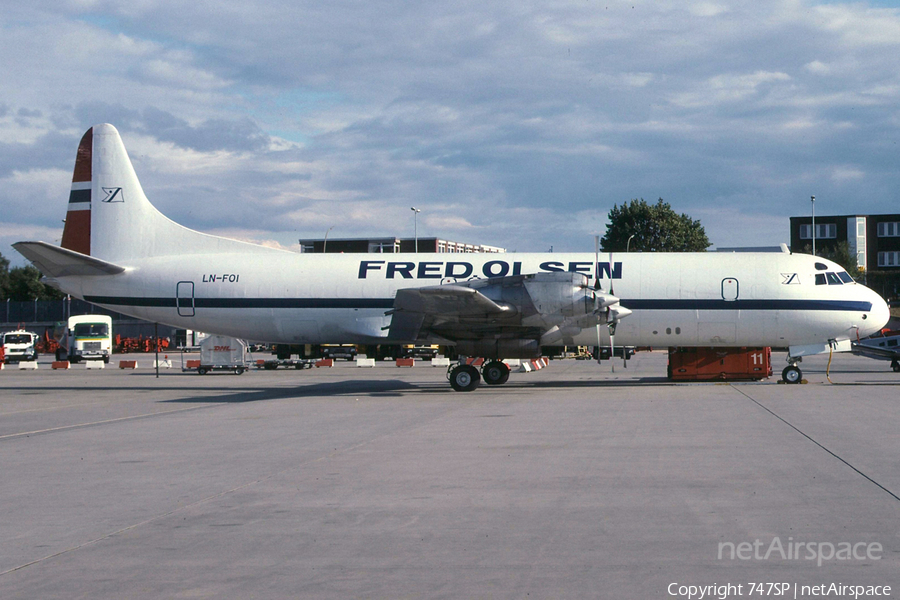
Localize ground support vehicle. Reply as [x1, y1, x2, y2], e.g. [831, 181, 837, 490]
[56, 315, 113, 364]
[3, 330, 39, 364]
[667, 347, 772, 381]
[401, 344, 440, 359]
[320, 344, 358, 360]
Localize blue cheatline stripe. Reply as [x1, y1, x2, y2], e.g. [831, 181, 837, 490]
[68, 189, 91, 203]
[620, 299, 873, 312]
[84, 296, 396, 309]
[84, 296, 872, 312]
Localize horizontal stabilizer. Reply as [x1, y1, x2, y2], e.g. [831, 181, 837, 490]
[13, 241, 126, 277]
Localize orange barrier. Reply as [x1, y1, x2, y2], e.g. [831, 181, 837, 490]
[315, 359, 334, 368]
[395, 358, 415, 367]
[186, 360, 201, 369]
[119, 360, 137, 369]
[51, 361, 70, 370]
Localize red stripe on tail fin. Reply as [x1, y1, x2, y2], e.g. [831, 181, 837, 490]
[60, 128, 92, 255]
[71, 128, 92, 182]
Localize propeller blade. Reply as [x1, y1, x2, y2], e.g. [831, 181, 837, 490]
[609, 329, 615, 373]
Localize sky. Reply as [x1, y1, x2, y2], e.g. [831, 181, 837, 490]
[2, 0, 900, 265]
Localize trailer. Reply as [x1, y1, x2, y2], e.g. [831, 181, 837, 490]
[255, 358, 315, 370]
[188, 335, 250, 375]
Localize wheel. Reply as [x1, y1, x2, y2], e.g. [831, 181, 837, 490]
[449, 364, 481, 392]
[198, 367, 208, 375]
[482, 360, 510, 385]
[234, 367, 244, 375]
[103, 356, 110, 364]
[892, 360, 900, 373]
[782, 365, 802, 384]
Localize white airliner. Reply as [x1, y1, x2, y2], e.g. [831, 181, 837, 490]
[14, 124, 891, 390]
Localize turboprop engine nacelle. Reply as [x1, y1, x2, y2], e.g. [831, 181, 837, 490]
[521, 272, 600, 319]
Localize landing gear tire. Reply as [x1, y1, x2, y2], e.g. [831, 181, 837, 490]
[449, 364, 480, 392]
[482, 360, 510, 385]
[782, 365, 802, 384]
[892, 360, 900, 373]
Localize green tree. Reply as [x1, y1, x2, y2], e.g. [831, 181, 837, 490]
[600, 198, 710, 252]
[0, 251, 9, 300]
[7, 265, 65, 301]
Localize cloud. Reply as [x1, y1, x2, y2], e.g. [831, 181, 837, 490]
[4, 0, 900, 266]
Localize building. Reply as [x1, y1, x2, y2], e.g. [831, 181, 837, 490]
[298, 236, 506, 254]
[789, 213, 900, 299]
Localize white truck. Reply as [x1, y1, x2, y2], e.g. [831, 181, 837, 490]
[58, 315, 113, 363]
[2, 330, 39, 364]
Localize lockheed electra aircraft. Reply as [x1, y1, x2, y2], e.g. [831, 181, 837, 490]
[14, 125, 891, 390]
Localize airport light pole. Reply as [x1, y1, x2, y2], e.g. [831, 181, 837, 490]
[811, 195, 816, 257]
[411, 207, 421, 252]
[323, 225, 334, 253]
[626, 233, 636, 253]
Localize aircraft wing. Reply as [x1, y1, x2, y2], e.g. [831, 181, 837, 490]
[387, 285, 517, 342]
[385, 271, 609, 344]
[851, 341, 900, 362]
[13, 241, 126, 277]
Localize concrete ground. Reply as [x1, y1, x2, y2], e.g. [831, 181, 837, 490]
[0, 351, 898, 599]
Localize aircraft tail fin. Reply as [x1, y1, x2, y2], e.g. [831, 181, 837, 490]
[59, 124, 283, 263]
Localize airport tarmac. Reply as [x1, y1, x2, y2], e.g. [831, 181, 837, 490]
[0, 351, 898, 599]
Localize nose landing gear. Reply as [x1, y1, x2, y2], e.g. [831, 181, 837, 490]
[782, 356, 803, 384]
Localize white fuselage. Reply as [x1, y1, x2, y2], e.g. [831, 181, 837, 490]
[56, 250, 888, 352]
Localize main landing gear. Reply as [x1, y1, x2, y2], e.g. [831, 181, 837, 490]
[447, 360, 512, 392]
[782, 356, 803, 384]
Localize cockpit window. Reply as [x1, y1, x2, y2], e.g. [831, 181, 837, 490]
[815, 274, 826, 285]
[837, 271, 854, 283]
[815, 262, 828, 271]
[826, 272, 842, 285]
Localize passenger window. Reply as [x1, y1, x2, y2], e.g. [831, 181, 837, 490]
[837, 271, 854, 283]
[826, 272, 842, 285]
[888, 340, 898, 347]
[815, 274, 826, 285]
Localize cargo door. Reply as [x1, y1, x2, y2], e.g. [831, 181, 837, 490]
[176, 281, 195, 317]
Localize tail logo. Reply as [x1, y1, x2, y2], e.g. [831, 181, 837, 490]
[101, 187, 124, 203]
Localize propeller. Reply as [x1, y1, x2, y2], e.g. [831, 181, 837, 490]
[592, 236, 633, 369]
[595, 236, 603, 366]
[608, 248, 616, 372]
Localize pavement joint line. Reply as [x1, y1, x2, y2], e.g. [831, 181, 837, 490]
[0, 404, 220, 441]
[0, 398, 468, 577]
[729, 384, 900, 505]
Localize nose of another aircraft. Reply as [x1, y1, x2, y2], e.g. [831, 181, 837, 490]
[862, 287, 891, 337]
